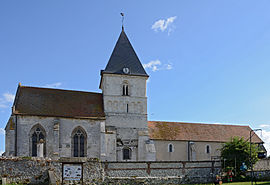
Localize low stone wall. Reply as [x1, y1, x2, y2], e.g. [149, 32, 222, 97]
[0, 157, 221, 184]
[103, 161, 221, 184]
[0, 157, 57, 184]
[0, 157, 103, 184]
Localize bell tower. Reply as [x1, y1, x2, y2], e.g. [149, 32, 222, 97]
[99, 28, 155, 161]
[100, 29, 149, 128]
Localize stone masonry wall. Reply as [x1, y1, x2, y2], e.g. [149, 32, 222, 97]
[0, 157, 222, 184]
[0, 157, 103, 185]
[15, 115, 102, 158]
[103, 161, 221, 184]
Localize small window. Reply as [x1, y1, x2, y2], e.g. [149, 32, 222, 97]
[123, 148, 131, 160]
[168, 143, 174, 153]
[206, 145, 210, 154]
[122, 84, 129, 96]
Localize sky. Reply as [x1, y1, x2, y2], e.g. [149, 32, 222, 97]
[1, 0, 270, 156]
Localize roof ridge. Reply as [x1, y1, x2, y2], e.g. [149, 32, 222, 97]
[20, 85, 102, 95]
[148, 120, 249, 127]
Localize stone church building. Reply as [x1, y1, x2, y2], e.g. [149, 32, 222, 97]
[4, 28, 265, 161]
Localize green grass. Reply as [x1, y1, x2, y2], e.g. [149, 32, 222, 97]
[188, 182, 270, 185]
[222, 182, 270, 185]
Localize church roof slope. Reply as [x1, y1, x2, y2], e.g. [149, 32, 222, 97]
[103, 30, 148, 77]
[148, 121, 263, 143]
[13, 86, 105, 118]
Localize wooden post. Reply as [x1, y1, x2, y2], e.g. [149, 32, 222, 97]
[182, 162, 186, 175]
[147, 162, 151, 175]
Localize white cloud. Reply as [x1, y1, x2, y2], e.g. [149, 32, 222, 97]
[143, 60, 161, 72]
[0, 128, 4, 135]
[166, 64, 173, 70]
[3, 93, 15, 103]
[0, 93, 15, 109]
[0, 151, 3, 156]
[151, 16, 177, 34]
[44, 82, 62, 88]
[259, 124, 270, 128]
[262, 130, 270, 156]
[143, 60, 173, 72]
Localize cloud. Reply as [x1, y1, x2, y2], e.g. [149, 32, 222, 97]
[259, 124, 270, 128]
[0, 151, 3, 156]
[0, 93, 15, 109]
[143, 60, 173, 72]
[143, 60, 161, 72]
[3, 93, 15, 103]
[166, 64, 173, 70]
[0, 128, 4, 135]
[261, 130, 270, 156]
[151, 16, 177, 34]
[43, 82, 62, 88]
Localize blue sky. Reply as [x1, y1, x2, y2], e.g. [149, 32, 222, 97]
[1, 0, 270, 155]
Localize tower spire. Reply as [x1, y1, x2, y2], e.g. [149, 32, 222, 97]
[120, 13, 124, 31]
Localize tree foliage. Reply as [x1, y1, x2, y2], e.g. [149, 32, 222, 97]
[220, 136, 259, 175]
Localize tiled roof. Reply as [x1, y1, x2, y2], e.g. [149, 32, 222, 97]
[148, 121, 263, 143]
[102, 30, 148, 77]
[13, 86, 105, 118]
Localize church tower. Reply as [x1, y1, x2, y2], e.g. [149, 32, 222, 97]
[100, 29, 155, 161]
[100, 29, 148, 127]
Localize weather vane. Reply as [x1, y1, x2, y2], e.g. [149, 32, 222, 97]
[120, 13, 124, 31]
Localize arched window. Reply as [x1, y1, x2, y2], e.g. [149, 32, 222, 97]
[72, 127, 87, 157]
[206, 145, 210, 154]
[30, 125, 46, 157]
[123, 147, 131, 160]
[168, 143, 174, 153]
[122, 81, 129, 96]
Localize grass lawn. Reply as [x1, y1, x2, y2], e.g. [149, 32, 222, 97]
[222, 182, 270, 185]
[189, 182, 270, 185]
[223, 182, 270, 185]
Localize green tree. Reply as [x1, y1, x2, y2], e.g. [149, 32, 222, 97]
[220, 136, 259, 175]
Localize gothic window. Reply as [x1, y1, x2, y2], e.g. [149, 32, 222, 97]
[168, 143, 174, 153]
[206, 145, 210, 154]
[123, 147, 131, 160]
[30, 125, 46, 157]
[72, 127, 87, 157]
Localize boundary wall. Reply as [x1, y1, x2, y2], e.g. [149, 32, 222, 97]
[0, 157, 221, 184]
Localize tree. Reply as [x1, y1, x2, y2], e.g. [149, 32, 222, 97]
[220, 136, 259, 176]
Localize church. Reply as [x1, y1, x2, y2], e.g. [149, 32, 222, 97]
[4, 28, 265, 161]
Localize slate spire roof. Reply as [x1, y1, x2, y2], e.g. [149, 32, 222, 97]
[102, 30, 148, 77]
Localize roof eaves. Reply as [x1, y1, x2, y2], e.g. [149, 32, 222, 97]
[13, 113, 106, 120]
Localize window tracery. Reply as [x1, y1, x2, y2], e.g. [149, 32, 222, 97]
[30, 125, 46, 157]
[72, 127, 87, 157]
